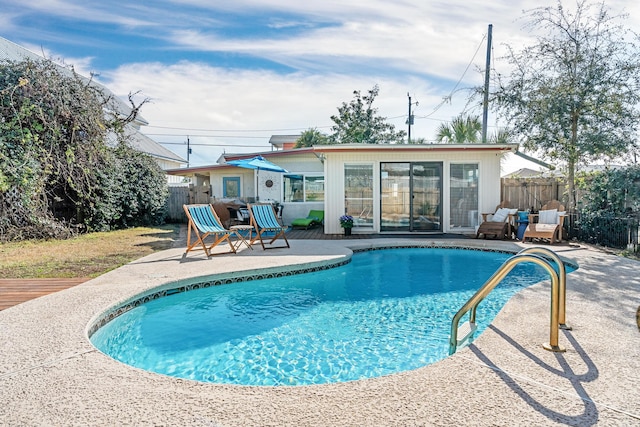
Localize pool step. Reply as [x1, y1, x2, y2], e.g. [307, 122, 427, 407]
[456, 321, 477, 347]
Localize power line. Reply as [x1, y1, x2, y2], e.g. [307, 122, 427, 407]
[417, 33, 488, 119]
[144, 124, 332, 132]
[144, 133, 270, 139]
[158, 141, 271, 148]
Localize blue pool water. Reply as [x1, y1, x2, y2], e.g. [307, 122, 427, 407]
[91, 248, 560, 386]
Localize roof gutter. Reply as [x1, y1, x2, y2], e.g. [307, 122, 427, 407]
[514, 150, 554, 170]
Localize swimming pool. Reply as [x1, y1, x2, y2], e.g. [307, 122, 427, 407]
[90, 247, 558, 386]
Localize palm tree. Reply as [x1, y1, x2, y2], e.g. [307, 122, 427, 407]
[295, 128, 328, 148]
[436, 114, 482, 143]
[489, 128, 511, 144]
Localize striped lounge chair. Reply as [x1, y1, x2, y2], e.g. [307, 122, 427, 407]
[183, 204, 238, 257]
[248, 203, 290, 250]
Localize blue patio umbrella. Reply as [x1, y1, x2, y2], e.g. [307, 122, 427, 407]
[226, 155, 289, 201]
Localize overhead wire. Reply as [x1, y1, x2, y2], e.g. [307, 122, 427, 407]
[415, 33, 488, 120]
[144, 124, 333, 133]
[146, 33, 491, 150]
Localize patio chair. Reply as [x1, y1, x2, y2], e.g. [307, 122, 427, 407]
[522, 200, 566, 244]
[291, 209, 324, 229]
[475, 201, 517, 240]
[183, 204, 238, 257]
[248, 203, 290, 250]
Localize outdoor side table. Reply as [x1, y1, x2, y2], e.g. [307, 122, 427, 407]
[230, 225, 255, 250]
[515, 211, 529, 240]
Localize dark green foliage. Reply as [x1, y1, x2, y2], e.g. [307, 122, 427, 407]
[578, 166, 640, 215]
[576, 166, 640, 248]
[295, 128, 328, 148]
[436, 114, 482, 143]
[330, 85, 406, 144]
[112, 143, 168, 228]
[0, 58, 167, 240]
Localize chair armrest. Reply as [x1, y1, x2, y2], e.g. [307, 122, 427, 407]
[528, 213, 539, 223]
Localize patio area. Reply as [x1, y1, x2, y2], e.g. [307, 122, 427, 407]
[0, 237, 638, 426]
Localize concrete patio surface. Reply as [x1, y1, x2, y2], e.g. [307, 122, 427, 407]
[0, 238, 639, 426]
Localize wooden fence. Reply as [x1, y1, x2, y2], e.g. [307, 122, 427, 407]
[501, 177, 569, 211]
[166, 186, 189, 223]
[166, 185, 214, 223]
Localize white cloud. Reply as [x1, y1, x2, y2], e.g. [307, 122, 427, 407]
[105, 61, 452, 165]
[166, 2, 538, 81]
[9, 0, 639, 172]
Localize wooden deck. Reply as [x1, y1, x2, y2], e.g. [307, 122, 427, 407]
[0, 278, 90, 311]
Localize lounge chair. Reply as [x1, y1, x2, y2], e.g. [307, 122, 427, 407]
[522, 200, 566, 244]
[475, 201, 517, 239]
[291, 209, 324, 229]
[183, 204, 238, 257]
[248, 203, 290, 250]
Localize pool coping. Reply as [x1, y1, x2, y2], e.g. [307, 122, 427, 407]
[1, 238, 639, 426]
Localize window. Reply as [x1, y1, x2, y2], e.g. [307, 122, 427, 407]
[223, 177, 240, 198]
[305, 176, 325, 202]
[449, 164, 478, 228]
[345, 164, 373, 229]
[283, 174, 324, 202]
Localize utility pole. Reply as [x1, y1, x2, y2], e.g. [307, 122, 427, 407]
[481, 24, 492, 144]
[407, 93, 418, 144]
[187, 136, 192, 167]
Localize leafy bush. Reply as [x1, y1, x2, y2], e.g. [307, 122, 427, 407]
[578, 166, 640, 216]
[576, 166, 640, 248]
[0, 58, 168, 240]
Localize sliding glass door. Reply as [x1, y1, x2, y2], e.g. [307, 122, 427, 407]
[380, 162, 442, 232]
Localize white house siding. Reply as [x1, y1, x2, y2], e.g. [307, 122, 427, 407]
[319, 145, 511, 234]
[166, 144, 515, 232]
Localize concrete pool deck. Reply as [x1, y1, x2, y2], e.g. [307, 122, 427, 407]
[1, 239, 639, 426]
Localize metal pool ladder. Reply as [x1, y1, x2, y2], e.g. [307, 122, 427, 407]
[449, 247, 571, 355]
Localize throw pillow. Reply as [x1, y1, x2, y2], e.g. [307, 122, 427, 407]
[491, 207, 510, 222]
[539, 209, 558, 224]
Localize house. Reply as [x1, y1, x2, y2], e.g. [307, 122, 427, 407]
[168, 141, 518, 235]
[268, 135, 301, 151]
[0, 36, 186, 180]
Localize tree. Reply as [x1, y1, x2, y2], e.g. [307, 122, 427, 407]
[435, 113, 510, 144]
[435, 114, 482, 143]
[576, 165, 640, 246]
[490, 0, 640, 209]
[579, 165, 640, 215]
[0, 58, 166, 240]
[295, 128, 328, 148]
[330, 85, 406, 144]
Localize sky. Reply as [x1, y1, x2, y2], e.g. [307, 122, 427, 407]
[2, 0, 639, 174]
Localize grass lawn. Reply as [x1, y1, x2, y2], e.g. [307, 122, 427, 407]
[0, 224, 182, 279]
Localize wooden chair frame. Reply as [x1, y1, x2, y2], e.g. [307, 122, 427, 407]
[248, 203, 290, 250]
[522, 200, 566, 245]
[476, 201, 516, 240]
[183, 204, 238, 257]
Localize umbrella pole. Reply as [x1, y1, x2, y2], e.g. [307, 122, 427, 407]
[256, 169, 259, 201]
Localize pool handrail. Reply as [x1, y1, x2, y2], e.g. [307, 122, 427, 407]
[516, 247, 570, 330]
[449, 251, 565, 355]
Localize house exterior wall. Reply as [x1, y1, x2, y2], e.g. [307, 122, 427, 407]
[167, 144, 514, 233]
[321, 147, 506, 234]
[274, 154, 325, 222]
[208, 170, 254, 201]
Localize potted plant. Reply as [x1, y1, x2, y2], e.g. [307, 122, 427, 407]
[340, 215, 354, 236]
